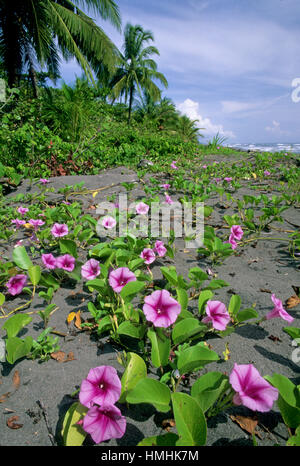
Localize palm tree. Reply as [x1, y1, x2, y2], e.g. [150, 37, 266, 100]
[0, 0, 121, 97]
[134, 91, 178, 130]
[175, 114, 204, 142]
[111, 23, 168, 124]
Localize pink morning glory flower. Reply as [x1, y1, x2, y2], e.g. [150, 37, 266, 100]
[108, 267, 137, 293]
[102, 216, 116, 229]
[79, 366, 122, 408]
[81, 259, 101, 280]
[51, 223, 69, 238]
[229, 363, 278, 412]
[6, 274, 27, 296]
[228, 234, 237, 250]
[11, 219, 26, 229]
[40, 178, 50, 184]
[264, 170, 271, 176]
[29, 219, 45, 230]
[17, 207, 29, 216]
[143, 289, 181, 328]
[140, 248, 156, 265]
[202, 164, 207, 169]
[265, 294, 294, 323]
[42, 253, 57, 270]
[224, 177, 233, 183]
[161, 183, 170, 190]
[171, 161, 178, 169]
[135, 202, 149, 215]
[82, 404, 126, 444]
[202, 300, 231, 331]
[56, 254, 75, 272]
[154, 240, 167, 257]
[164, 194, 174, 205]
[230, 225, 244, 241]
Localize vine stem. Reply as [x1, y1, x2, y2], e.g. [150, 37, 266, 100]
[0, 286, 36, 319]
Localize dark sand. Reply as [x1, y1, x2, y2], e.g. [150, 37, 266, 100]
[0, 159, 299, 447]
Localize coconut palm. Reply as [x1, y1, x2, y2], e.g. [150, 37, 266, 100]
[174, 114, 204, 142]
[0, 0, 121, 97]
[111, 23, 168, 124]
[134, 91, 178, 130]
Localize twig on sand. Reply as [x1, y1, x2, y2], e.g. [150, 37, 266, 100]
[36, 400, 56, 446]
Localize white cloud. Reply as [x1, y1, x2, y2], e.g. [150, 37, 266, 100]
[177, 98, 235, 139]
[221, 101, 260, 114]
[265, 120, 290, 135]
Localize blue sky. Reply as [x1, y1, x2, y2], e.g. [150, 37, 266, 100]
[59, 0, 300, 144]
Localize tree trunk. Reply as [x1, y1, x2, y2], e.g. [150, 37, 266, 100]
[128, 86, 134, 124]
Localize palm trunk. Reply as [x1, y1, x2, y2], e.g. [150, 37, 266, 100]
[127, 86, 134, 124]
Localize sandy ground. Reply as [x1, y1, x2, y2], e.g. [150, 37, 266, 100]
[0, 158, 299, 447]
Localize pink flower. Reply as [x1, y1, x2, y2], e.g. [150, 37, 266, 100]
[6, 274, 27, 296]
[202, 165, 207, 169]
[230, 225, 244, 241]
[42, 253, 57, 270]
[143, 289, 181, 328]
[81, 259, 101, 280]
[227, 234, 237, 250]
[40, 178, 50, 184]
[154, 240, 167, 257]
[135, 202, 149, 215]
[140, 248, 156, 265]
[17, 207, 29, 216]
[164, 194, 174, 205]
[214, 177, 222, 184]
[108, 267, 136, 293]
[171, 161, 178, 169]
[161, 183, 170, 190]
[51, 223, 69, 238]
[224, 177, 232, 183]
[29, 219, 45, 230]
[79, 366, 122, 408]
[11, 219, 26, 229]
[202, 300, 231, 331]
[265, 294, 294, 323]
[229, 363, 278, 412]
[102, 216, 116, 229]
[56, 254, 75, 272]
[82, 404, 126, 444]
[264, 170, 271, 176]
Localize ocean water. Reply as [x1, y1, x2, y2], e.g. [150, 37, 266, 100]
[226, 142, 300, 154]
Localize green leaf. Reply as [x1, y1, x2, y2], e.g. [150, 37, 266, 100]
[87, 278, 106, 292]
[61, 402, 87, 446]
[198, 289, 213, 315]
[117, 321, 146, 339]
[147, 328, 171, 368]
[188, 267, 209, 284]
[191, 372, 230, 413]
[176, 288, 188, 313]
[5, 336, 33, 364]
[126, 377, 171, 412]
[39, 273, 60, 291]
[287, 426, 300, 446]
[28, 265, 41, 286]
[177, 345, 219, 375]
[171, 392, 207, 446]
[203, 279, 229, 291]
[12, 246, 33, 270]
[2, 314, 32, 338]
[283, 327, 300, 343]
[59, 239, 78, 258]
[138, 433, 179, 446]
[172, 318, 207, 345]
[119, 352, 147, 403]
[0, 292, 5, 306]
[236, 308, 258, 323]
[120, 280, 144, 301]
[160, 266, 178, 286]
[265, 373, 300, 428]
[228, 294, 241, 317]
